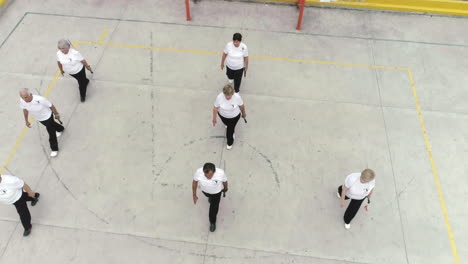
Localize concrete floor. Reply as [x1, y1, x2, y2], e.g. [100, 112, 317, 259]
[0, 1, 467, 263]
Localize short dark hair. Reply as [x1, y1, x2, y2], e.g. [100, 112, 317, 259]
[203, 162, 216, 174]
[233, 33, 242, 42]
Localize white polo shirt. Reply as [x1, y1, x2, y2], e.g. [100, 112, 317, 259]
[344, 173, 375, 200]
[0, 175, 24, 204]
[224, 41, 248, 70]
[57, 48, 84, 74]
[20, 95, 53, 121]
[193, 168, 227, 194]
[214, 92, 244, 118]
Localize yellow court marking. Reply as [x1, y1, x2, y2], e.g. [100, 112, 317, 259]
[407, 69, 460, 264]
[0, 0, 7, 8]
[0, 29, 459, 264]
[257, 0, 468, 17]
[97, 29, 109, 45]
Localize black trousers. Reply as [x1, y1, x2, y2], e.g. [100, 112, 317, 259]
[218, 113, 240, 146]
[202, 191, 222, 224]
[70, 66, 89, 99]
[338, 185, 365, 224]
[13, 192, 35, 230]
[226, 66, 244, 93]
[39, 114, 64, 151]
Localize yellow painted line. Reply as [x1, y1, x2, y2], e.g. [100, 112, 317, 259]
[0, 35, 459, 264]
[0, 0, 7, 8]
[0, 42, 85, 173]
[97, 29, 110, 44]
[250, 55, 408, 71]
[84, 41, 406, 71]
[44, 71, 62, 97]
[407, 69, 460, 264]
[0, 127, 29, 174]
[257, 0, 468, 16]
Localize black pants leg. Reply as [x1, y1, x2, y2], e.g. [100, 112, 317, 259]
[13, 192, 34, 230]
[203, 191, 222, 224]
[226, 67, 244, 93]
[70, 66, 89, 99]
[218, 113, 241, 146]
[39, 114, 64, 151]
[338, 185, 365, 224]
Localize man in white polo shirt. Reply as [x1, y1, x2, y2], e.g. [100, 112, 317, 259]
[0, 174, 40, 236]
[19, 88, 64, 157]
[192, 162, 228, 232]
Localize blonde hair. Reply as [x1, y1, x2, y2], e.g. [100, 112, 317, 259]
[223, 84, 234, 96]
[360, 169, 375, 182]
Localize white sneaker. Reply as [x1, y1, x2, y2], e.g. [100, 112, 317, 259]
[56, 131, 62, 137]
[336, 192, 341, 199]
[226, 145, 232, 150]
[50, 151, 58, 157]
[344, 223, 351, 229]
[228, 79, 234, 84]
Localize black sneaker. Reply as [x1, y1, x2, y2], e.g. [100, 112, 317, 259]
[210, 223, 216, 232]
[23, 228, 31, 237]
[80, 97, 86, 103]
[31, 193, 40, 206]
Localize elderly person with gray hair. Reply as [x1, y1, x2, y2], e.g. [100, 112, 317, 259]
[56, 39, 92, 102]
[19, 88, 64, 157]
[212, 84, 246, 149]
[337, 169, 376, 229]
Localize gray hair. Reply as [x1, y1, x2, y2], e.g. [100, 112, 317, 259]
[19, 88, 30, 97]
[57, 39, 71, 49]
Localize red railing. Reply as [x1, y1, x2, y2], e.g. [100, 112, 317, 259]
[296, 0, 306, 30]
[186, 0, 306, 30]
[185, 0, 191, 21]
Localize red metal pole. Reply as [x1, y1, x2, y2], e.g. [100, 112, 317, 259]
[185, 0, 191, 21]
[296, 0, 305, 30]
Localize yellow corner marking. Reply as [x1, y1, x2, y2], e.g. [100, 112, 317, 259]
[0, 127, 29, 174]
[44, 70, 62, 97]
[0, 38, 459, 264]
[0, 43, 84, 173]
[90, 41, 406, 71]
[0, 0, 7, 8]
[407, 69, 460, 264]
[97, 29, 110, 44]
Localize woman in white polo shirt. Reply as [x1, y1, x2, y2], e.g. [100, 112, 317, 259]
[337, 169, 376, 229]
[0, 174, 40, 237]
[220, 33, 249, 93]
[57, 39, 93, 102]
[212, 84, 246, 149]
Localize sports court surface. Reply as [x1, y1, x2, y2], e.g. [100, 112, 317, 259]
[0, 1, 467, 264]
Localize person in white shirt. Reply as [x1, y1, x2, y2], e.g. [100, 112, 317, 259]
[57, 39, 93, 102]
[220, 33, 249, 93]
[212, 84, 247, 149]
[0, 174, 40, 236]
[337, 169, 376, 229]
[192, 163, 228, 232]
[19, 88, 64, 157]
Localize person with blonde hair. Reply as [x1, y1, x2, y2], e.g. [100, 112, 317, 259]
[337, 169, 376, 229]
[212, 84, 246, 149]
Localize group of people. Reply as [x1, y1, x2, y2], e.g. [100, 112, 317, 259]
[195, 34, 376, 232]
[0, 39, 92, 236]
[1, 33, 375, 237]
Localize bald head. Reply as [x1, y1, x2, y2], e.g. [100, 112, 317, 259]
[19, 88, 32, 102]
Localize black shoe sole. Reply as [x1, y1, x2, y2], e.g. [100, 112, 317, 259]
[31, 193, 40, 206]
[23, 228, 31, 236]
